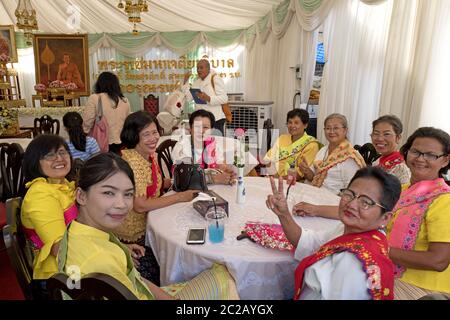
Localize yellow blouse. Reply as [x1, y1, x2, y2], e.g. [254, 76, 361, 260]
[116, 149, 162, 243]
[63, 220, 153, 300]
[21, 178, 75, 279]
[388, 185, 450, 293]
[264, 133, 320, 177]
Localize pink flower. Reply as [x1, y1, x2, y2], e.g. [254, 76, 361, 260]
[49, 80, 65, 88]
[0, 53, 9, 62]
[63, 82, 78, 90]
[234, 128, 246, 139]
[34, 83, 47, 92]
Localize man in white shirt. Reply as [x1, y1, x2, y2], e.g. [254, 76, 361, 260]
[182, 59, 228, 135]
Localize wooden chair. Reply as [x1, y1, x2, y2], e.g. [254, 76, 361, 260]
[2, 197, 36, 300]
[143, 94, 159, 117]
[33, 115, 60, 136]
[0, 143, 26, 202]
[66, 158, 84, 182]
[47, 272, 138, 300]
[355, 142, 379, 166]
[156, 139, 177, 179]
[253, 119, 274, 176]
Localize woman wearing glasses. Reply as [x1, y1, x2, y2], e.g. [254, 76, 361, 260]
[370, 115, 410, 184]
[266, 166, 401, 299]
[298, 113, 365, 194]
[21, 134, 76, 284]
[388, 127, 450, 299]
[295, 127, 450, 298]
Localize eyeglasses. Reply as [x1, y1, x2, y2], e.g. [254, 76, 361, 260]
[408, 149, 447, 161]
[42, 149, 70, 161]
[370, 132, 395, 139]
[339, 188, 386, 210]
[324, 126, 345, 132]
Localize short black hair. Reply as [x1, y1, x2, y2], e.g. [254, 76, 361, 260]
[372, 115, 403, 136]
[77, 152, 135, 192]
[400, 127, 450, 177]
[287, 108, 309, 125]
[23, 134, 72, 182]
[348, 166, 401, 214]
[120, 111, 163, 149]
[189, 109, 216, 128]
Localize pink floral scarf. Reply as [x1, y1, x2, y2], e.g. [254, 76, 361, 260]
[388, 178, 450, 277]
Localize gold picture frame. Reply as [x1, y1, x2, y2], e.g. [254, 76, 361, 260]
[0, 25, 18, 63]
[33, 33, 90, 96]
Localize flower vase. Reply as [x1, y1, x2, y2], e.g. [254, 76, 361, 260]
[236, 167, 246, 204]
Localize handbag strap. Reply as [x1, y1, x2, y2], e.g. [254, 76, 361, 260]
[96, 95, 104, 121]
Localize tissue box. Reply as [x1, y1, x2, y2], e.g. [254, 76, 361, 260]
[193, 190, 229, 218]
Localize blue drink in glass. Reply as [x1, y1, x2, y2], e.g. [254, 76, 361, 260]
[208, 224, 224, 243]
[206, 207, 226, 243]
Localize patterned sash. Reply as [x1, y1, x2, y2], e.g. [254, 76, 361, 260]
[388, 178, 450, 277]
[276, 134, 319, 176]
[23, 203, 78, 250]
[294, 230, 394, 300]
[191, 136, 218, 169]
[312, 140, 366, 187]
[377, 151, 404, 170]
[146, 154, 163, 198]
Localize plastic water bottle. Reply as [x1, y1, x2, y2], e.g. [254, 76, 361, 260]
[236, 173, 246, 204]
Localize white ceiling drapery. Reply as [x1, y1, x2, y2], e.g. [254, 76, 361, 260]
[0, 0, 284, 33]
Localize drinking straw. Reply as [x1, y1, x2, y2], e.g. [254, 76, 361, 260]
[212, 197, 219, 228]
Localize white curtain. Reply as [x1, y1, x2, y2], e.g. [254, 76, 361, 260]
[245, 17, 318, 134]
[15, 47, 35, 108]
[318, 0, 393, 145]
[380, 0, 450, 138]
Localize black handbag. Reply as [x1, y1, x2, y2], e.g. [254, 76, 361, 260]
[172, 163, 208, 192]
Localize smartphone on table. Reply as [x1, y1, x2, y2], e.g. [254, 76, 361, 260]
[186, 228, 206, 245]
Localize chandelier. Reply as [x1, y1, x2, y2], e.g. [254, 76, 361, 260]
[117, 0, 149, 35]
[15, 0, 38, 44]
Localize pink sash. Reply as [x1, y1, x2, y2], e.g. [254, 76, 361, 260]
[23, 203, 78, 250]
[388, 178, 450, 277]
[202, 137, 218, 169]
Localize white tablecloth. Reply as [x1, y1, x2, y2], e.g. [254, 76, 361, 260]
[0, 138, 32, 151]
[146, 177, 342, 300]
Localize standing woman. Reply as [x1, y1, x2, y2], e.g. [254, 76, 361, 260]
[299, 113, 365, 194]
[82, 71, 131, 153]
[371, 115, 410, 184]
[117, 111, 197, 284]
[63, 111, 100, 161]
[388, 127, 450, 299]
[21, 135, 76, 283]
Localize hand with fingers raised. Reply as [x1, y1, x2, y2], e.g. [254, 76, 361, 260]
[266, 176, 291, 217]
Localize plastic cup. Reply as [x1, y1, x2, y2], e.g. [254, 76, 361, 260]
[206, 207, 226, 243]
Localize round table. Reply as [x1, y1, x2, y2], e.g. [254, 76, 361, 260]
[146, 177, 342, 300]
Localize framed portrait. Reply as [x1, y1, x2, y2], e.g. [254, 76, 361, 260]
[0, 25, 18, 62]
[33, 34, 90, 96]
